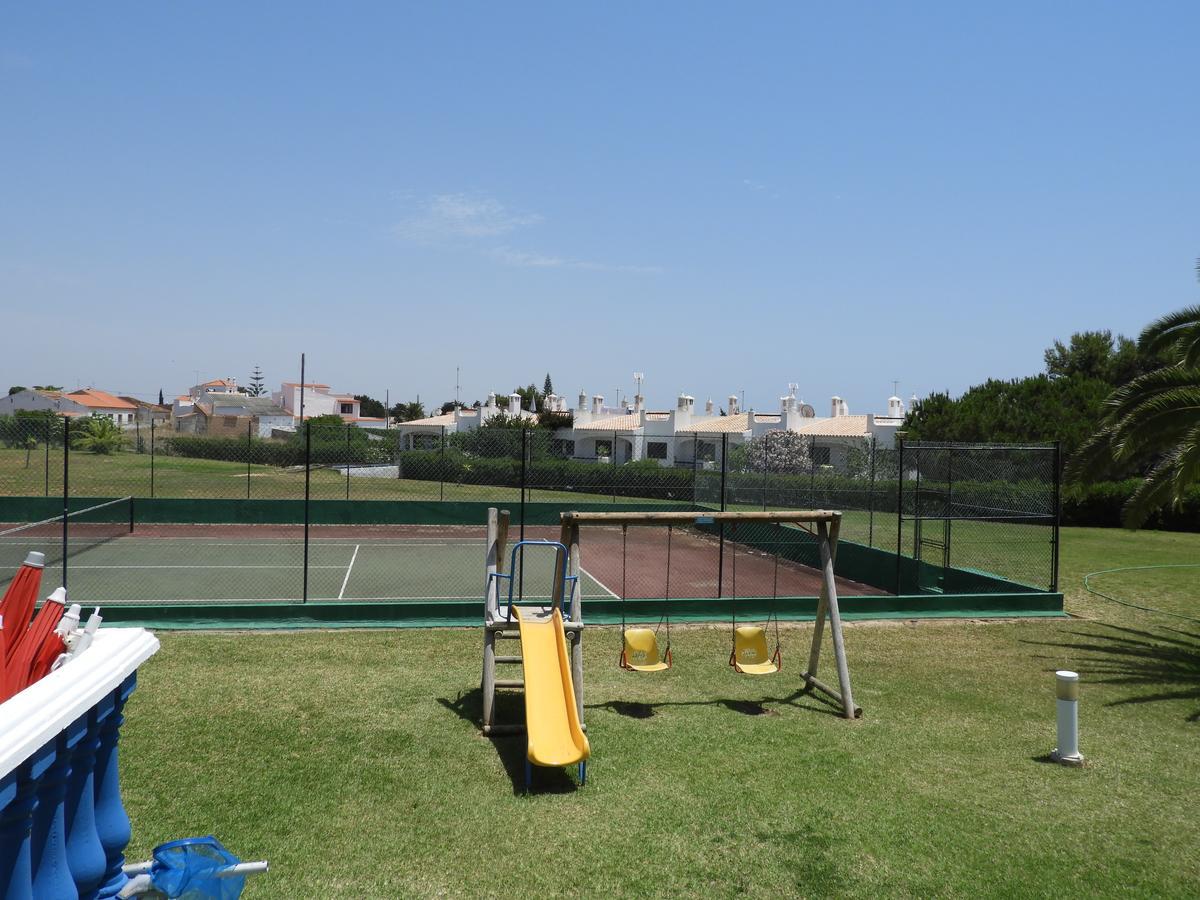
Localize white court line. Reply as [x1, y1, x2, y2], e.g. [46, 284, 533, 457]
[14, 541, 485, 548]
[337, 544, 360, 600]
[60, 564, 347, 569]
[579, 565, 619, 598]
[99, 595, 480, 604]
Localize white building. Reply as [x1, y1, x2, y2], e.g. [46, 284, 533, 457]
[271, 383, 387, 428]
[393, 384, 907, 466]
[0, 388, 139, 425]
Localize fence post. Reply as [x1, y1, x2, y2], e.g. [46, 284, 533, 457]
[44, 417, 50, 496]
[809, 436, 816, 507]
[1051, 441, 1062, 592]
[945, 447, 954, 572]
[761, 431, 769, 511]
[302, 421, 311, 604]
[345, 423, 351, 501]
[692, 435, 699, 508]
[611, 430, 618, 503]
[439, 426, 446, 502]
[150, 421, 156, 499]
[62, 417, 70, 592]
[867, 438, 877, 548]
[246, 420, 252, 499]
[895, 436, 904, 595]
[716, 434, 729, 597]
[518, 429, 528, 600]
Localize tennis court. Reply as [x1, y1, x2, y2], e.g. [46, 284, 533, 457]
[0, 518, 886, 606]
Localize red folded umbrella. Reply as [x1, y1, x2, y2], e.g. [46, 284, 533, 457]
[8, 589, 64, 694]
[0, 617, 9, 703]
[26, 629, 67, 686]
[0, 552, 45, 662]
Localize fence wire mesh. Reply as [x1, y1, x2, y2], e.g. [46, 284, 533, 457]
[0, 414, 1060, 605]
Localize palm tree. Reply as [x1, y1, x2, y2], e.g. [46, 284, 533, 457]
[390, 401, 426, 423]
[1069, 266, 1200, 526]
[72, 415, 125, 455]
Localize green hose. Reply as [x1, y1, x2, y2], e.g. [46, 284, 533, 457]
[1082, 564, 1200, 624]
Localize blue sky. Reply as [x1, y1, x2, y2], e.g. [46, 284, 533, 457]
[2, 2, 1197, 414]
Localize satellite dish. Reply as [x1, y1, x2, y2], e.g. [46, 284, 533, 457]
[800, 404, 816, 418]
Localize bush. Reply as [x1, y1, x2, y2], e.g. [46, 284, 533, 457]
[1062, 480, 1200, 531]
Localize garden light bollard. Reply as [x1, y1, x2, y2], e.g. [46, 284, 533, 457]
[1050, 670, 1083, 767]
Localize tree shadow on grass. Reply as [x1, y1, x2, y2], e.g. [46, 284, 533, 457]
[437, 688, 578, 795]
[1022, 622, 1200, 722]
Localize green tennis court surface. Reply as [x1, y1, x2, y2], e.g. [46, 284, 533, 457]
[0, 534, 616, 605]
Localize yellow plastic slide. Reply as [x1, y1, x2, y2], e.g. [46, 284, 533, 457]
[513, 607, 590, 768]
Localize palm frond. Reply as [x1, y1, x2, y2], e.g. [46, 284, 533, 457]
[1122, 451, 1185, 528]
[1100, 365, 1200, 420]
[1064, 425, 1122, 482]
[1140, 304, 1200, 360]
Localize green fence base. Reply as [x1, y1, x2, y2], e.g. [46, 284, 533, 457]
[100, 591, 1065, 630]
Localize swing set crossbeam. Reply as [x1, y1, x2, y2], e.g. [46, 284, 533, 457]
[560, 510, 841, 525]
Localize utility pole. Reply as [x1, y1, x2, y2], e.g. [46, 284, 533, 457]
[455, 366, 460, 408]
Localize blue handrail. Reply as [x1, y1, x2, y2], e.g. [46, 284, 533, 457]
[487, 540, 578, 620]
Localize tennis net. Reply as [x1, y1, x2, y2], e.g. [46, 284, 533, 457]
[0, 497, 134, 587]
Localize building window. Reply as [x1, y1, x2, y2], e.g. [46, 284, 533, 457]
[647, 441, 668, 460]
[551, 439, 575, 458]
[340, 403, 354, 415]
[696, 441, 716, 462]
[594, 439, 612, 458]
[813, 445, 832, 466]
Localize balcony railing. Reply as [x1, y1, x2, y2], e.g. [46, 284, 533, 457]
[0, 628, 160, 899]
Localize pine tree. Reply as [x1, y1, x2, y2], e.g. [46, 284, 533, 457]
[248, 366, 266, 397]
[158, 388, 164, 406]
[543, 373, 553, 397]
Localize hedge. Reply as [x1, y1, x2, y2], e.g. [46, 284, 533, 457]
[1061, 479, 1200, 531]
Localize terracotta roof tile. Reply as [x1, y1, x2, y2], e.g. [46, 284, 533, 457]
[399, 413, 456, 427]
[676, 413, 751, 434]
[794, 415, 873, 437]
[66, 389, 137, 410]
[574, 414, 642, 432]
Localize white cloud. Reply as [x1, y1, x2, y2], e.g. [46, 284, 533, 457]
[394, 193, 542, 242]
[489, 247, 661, 274]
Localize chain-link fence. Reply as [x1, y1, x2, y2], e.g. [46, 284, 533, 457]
[0, 414, 1060, 605]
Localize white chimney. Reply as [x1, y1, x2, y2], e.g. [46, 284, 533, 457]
[840, 399, 850, 416]
[831, 396, 842, 418]
[888, 395, 904, 417]
[509, 393, 522, 413]
[705, 398, 714, 415]
[592, 394, 604, 415]
[486, 392, 497, 409]
[728, 394, 739, 415]
[578, 390, 587, 412]
[634, 394, 644, 413]
[675, 393, 693, 428]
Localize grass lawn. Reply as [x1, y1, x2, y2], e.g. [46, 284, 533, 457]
[116, 525, 1200, 897]
[0, 446, 689, 504]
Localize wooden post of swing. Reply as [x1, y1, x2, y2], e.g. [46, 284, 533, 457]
[553, 519, 584, 722]
[482, 507, 511, 733]
[802, 514, 861, 718]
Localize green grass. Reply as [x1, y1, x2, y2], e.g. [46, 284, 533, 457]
[0, 446, 685, 504]
[117, 525, 1200, 897]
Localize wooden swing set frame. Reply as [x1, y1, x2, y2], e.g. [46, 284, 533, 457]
[560, 509, 862, 720]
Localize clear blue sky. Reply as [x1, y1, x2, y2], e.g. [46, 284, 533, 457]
[2, 2, 1196, 413]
